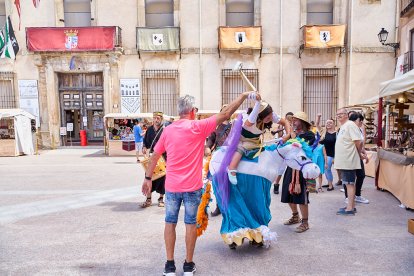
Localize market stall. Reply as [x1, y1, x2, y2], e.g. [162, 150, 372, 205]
[104, 113, 173, 156]
[374, 70, 414, 208]
[0, 109, 35, 156]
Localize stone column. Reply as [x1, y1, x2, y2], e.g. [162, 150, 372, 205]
[45, 63, 60, 148]
[103, 63, 112, 113]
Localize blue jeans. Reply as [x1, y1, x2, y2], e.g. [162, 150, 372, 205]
[165, 189, 202, 225]
[324, 156, 334, 182]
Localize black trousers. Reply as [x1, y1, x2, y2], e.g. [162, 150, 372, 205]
[344, 159, 365, 198]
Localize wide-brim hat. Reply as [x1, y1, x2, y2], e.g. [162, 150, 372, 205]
[259, 101, 269, 113]
[153, 111, 163, 117]
[292, 111, 311, 126]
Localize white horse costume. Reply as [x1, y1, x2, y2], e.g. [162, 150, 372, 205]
[209, 140, 320, 248]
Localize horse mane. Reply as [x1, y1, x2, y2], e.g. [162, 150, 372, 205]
[277, 138, 314, 159]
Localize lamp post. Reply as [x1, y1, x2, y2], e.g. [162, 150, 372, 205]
[377, 28, 400, 56]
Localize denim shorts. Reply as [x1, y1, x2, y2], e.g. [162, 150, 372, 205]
[165, 189, 202, 225]
[340, 169, 357, 184]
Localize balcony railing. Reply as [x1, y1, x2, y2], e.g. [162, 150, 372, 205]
[401, 0, 414, 17]
[403, 51, 414, 73]
[26, 26, 122, 52]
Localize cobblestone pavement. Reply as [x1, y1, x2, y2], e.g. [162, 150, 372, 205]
[0, 148, 413, 275]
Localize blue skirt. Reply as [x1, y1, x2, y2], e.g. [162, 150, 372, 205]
[212, 173, 277, 247]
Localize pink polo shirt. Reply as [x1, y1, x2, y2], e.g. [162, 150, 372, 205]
[154, 115, 217, 192]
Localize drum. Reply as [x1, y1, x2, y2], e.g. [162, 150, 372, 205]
[140, 155, 166, 181]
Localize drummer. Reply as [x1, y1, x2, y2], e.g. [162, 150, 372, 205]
[141, 111, 166, 208]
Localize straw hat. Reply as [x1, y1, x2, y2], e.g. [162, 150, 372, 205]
[292, 111, 311, 126]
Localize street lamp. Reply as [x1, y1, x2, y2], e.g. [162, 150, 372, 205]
[377, 28, 400, 56]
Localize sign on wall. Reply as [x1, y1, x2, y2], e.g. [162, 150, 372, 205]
[120, 79, 140, 114]
[18, 80, 40, 127]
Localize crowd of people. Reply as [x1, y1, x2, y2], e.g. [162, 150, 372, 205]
[138, 92, 370, 276]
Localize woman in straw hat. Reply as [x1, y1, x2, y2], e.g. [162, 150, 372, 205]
[280, 111, 316, 233]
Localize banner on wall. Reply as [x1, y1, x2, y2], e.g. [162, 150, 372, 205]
[18, 80, 40, 127]
[302, 25, 346, 48]
[120, 79, 140, 114]
[136, 27, 180, 51]
[219, 26, 262, 50]
[26, 27, 117, 52]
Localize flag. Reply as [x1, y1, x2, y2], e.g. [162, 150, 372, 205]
[1, 16, 19, 60]
[0, 30, 5, 57]
[33, 0, 40, 8]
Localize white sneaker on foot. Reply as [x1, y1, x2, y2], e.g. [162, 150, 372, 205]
[340, 188, 345, 193]
[355, 195, 369, 204]
[344, 197, 348, 204]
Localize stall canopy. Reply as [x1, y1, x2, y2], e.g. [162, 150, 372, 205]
[0, 109, 35, 155]
[379, 69, 414, 101]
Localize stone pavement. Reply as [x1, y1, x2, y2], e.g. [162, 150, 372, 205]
[0, 148, 413, 276]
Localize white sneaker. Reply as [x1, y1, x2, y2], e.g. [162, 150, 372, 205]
[340, 188, 345, 193]
[344, 197, 348, 204]
[355, 196, 369, 204]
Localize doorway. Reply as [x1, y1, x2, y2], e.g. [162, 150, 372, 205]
[58, 73, 104, 145]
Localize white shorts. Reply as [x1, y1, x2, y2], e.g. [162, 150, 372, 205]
[135, 142, 143, 152]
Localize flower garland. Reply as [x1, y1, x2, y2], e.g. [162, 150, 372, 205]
[196, 155, 212, 237]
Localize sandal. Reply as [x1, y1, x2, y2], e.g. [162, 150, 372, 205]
[283, 212, 300, 225]
[140, 197, 152, 208]
[295, 219, 309, 233]
[158, 197, 165, 207]
[327, 186, 334, 191]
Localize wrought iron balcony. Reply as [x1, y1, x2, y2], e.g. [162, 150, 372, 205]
[401, 0, 414, 17]
[26, 26, 122, 52]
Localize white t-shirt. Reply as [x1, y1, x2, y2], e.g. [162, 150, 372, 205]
[334, 120, 362, 170]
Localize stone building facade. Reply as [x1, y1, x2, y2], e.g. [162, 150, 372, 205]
[0, 0, 398, 147]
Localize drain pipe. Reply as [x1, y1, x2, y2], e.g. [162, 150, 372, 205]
[199, 0, 204, 108]
[279, 0, 283, 115]
[347, 0, 354, 106]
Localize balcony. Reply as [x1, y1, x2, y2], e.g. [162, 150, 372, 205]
[401, 0, 414, 17]
[403, 51, 414, 73]
[136, 27, 180, 58]
[218, 26, 262, 57]
[26, 26, 122, 52]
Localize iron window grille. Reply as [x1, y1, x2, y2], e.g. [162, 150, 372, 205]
[302, 68, 339, 124]
[141, 70, 179, 116]
[222, 69, 258, 110]
[0, 72, 16, 109]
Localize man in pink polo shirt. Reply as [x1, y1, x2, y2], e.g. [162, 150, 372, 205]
[142, 92, 258, 276]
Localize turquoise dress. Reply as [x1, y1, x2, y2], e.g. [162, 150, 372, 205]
[312, 144, 325, 174]
[212, 170, 276, 247]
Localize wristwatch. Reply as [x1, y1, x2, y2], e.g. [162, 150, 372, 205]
[145, 175, 152, 180]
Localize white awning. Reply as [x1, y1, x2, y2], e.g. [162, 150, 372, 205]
[379, 69, 414, 99]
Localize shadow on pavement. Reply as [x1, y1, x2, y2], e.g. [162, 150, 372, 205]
[100, 201, 157, 212]
[81, 150, 107, 158]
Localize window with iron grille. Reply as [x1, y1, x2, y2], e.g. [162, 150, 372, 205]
[307, 0, 333, 25]
[141, 70, 179, 116]
[222, 69, 258, 110]
[145, 0, 174, 27]
[64, 0, 91, 27]
[226, 0, 254, 26]
[0, 72, 16, 109]
[302, 68, 338, 124]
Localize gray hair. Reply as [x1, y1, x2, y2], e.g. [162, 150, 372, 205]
[177, 95, 196, 116]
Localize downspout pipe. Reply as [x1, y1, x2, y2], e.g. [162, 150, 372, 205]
[348, 0, 354, 106]
[279, 0, 283, 115]
[199, 0, 203, 109]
